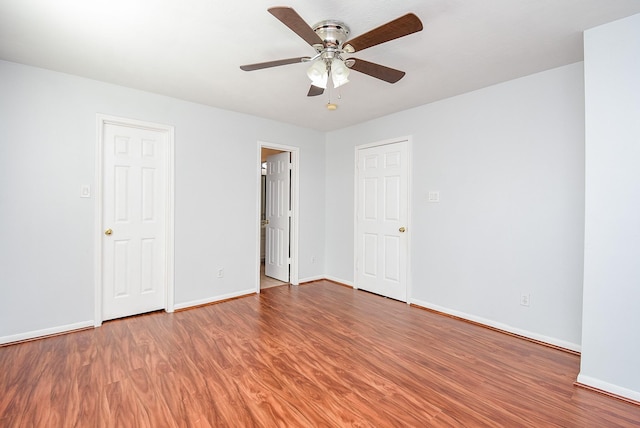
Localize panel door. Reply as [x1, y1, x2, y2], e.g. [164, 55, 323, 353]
[102, 123, 167, 321]
[356, 141, 409, 301]
[265, 151, 291, 282]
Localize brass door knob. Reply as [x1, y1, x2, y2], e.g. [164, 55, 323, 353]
[105, 228, 113, 236]
[399, 227, 406, 233]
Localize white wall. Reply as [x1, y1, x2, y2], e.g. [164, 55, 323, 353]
[0, 60, 325, 342]
[326, 63, 585, 350]
[0, 59, 588, 354]
[579, 13, 640, 402]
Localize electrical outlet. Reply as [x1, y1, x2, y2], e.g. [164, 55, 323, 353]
[311, 256, 316, 264]
[217, 268, 224, 278]
[520, 293, 530, 307]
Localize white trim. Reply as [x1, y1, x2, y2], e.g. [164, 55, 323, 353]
[406, 138, 413, 303]
[353, 148, 359, 291]
[0, 321, 94, 346]
[298, 275, 325, 283]
[576, 375, 640, 403]
[94, 117, 103, 326]
[94, 114, 175, 326]
[324, 275, 354, 287]
[411, 297, 581, 353]
[174, 289, 256, 311]
[354, 136, 413, 151]
[256, 142, 300, 293]
[353, 136, 413, 302]
[297, 275, 354, 287]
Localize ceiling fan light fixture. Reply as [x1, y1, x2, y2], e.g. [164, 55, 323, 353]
[240, 8, 423, 98]
[306, 60, 328, 89]
[331, 58, 350, 88]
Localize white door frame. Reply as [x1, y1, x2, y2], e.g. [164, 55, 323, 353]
[353, 136, 413, 302]
[256, 141, 299, 291]
[264, 151, 292, 282]
[94, 114, 175, 326]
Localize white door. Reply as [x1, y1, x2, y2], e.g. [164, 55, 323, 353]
[265, 151, 290, 282]
[355, 141, 409, 301]
[101, 122, 168, 321]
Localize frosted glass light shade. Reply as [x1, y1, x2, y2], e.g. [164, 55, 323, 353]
[331, 59, 350, 88]
[307, 61, 328, 89]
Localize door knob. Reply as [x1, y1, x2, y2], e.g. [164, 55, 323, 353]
[399, 227, 406, 233]
[105, 228, 113, 236]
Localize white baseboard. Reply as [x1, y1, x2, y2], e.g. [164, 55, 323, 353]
[297, 275, 354, 287]
[577, 374, 640, 403]
[298, 275, 325, 283]
[173, 288, 256, 311]
[323, 275, 354, 287]
[410, 298, 581, 353]
[0, 320, 95, 346]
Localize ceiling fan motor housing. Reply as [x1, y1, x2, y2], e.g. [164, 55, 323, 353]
[313, 20, 350, 50]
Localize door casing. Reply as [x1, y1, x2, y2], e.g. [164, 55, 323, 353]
[264, 151, 292, 282]
[94, 114, 175, 326]
[256, 141, 299, 290]
[353, 136, 412, 302]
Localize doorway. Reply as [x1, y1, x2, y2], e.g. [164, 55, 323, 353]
[95, 114, 175, 325]
[354, 138, 411, 302]
[257, 142, 299, 291]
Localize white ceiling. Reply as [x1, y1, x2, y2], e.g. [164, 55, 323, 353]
[2, 0, 640, 131]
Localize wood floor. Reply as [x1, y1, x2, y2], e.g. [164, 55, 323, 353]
[1, 281, 639, 427]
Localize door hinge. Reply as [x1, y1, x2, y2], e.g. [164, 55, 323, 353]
[287, 258, 292, 265]
[288, 162, 293, 170]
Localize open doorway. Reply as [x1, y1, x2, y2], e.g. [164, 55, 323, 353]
[257, 142, 299, 291]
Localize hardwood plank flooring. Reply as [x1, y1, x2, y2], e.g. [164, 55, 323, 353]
[1, 281, 639, 427]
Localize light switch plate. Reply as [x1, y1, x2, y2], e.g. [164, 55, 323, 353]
[428, 191, 440, 202]
[80, 185, 91, 198]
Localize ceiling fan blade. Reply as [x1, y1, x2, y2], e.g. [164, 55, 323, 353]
[307, 85, 324, 97]
[268, 7, 323, 46]
[343, 13, 423, 53]
[240, 57, 310, 71]
[348, 59, 406, 83]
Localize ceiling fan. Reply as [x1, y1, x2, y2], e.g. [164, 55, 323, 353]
[240, 7, 423, 98]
